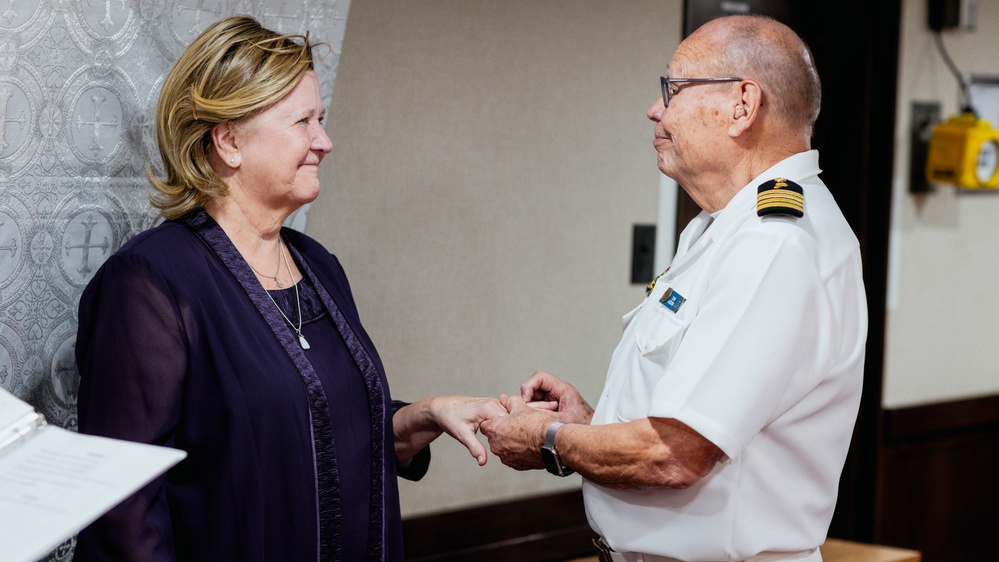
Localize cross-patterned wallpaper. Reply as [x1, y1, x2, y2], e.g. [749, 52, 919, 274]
[0, 1, 349, 558]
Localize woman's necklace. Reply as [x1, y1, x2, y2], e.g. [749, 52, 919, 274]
[263, 241, 311, 350]
[248, 242, 284, 288]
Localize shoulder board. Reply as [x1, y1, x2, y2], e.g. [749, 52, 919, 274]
[757, 177, 804, 218]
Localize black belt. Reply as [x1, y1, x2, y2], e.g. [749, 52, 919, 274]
[593, 536, 615, 562]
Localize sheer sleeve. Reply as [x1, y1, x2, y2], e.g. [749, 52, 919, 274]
[390, 400, 431, 481]
[74, 250, 188, 562]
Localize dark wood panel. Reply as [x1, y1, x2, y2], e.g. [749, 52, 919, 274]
[884, 393, 999, 441]
[877, 396, 999, 561]
[402, 490, 593, 562]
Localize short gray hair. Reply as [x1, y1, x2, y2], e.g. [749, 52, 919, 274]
[714, 16, 821, 133]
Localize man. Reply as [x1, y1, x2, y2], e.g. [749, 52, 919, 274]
[480, 14, 867, 562]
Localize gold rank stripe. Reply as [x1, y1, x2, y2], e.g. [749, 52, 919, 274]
[758, 198, 804, 207]
[757, 191, 804, 202]
[758, 194, 804, 207]
[758, 201, 805, 211]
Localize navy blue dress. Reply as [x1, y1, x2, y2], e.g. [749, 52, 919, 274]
[74, 210, 429, 561]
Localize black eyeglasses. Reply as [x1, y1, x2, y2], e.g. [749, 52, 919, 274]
[660, 76, 742, 108]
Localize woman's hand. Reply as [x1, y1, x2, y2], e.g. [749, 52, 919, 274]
[393, 395, 509, 466]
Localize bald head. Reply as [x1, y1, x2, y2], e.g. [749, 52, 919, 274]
[686, 15, 821, 135]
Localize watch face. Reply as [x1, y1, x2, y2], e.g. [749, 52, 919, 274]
[975, 139, 999, 184]
[541, 447, 560, 475]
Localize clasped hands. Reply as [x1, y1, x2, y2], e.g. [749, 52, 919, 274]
[424, 372, 725, 490]
[401, 371, 592, 470]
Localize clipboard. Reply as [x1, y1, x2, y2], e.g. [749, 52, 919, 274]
[0, 387, 186, 562]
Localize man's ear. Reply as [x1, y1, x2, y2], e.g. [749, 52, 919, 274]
[729, 80, 763, 137]
[211, 121, 240, 168]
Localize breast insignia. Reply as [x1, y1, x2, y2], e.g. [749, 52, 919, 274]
[757, 177, 804, 218]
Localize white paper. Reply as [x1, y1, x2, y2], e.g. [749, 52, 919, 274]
[0, 388, 186, 562]
[0, 388, 36, 429]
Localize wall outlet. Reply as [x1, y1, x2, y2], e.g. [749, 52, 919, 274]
[631, 225, 656, 285]
[928, 0, 977, 31]
[910, 102, 941, 193]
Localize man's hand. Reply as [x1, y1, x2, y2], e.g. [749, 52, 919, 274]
[480, 394, 557, 471]
[481, 372, 721, 489]
[520, 371, 594, 424]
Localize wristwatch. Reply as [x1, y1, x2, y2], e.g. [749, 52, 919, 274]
[541, 421, 574, 477]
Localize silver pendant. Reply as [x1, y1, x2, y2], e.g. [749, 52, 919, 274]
[298, 333, 311, 350]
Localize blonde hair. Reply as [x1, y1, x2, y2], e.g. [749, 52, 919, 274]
[150, 16, 322, 219]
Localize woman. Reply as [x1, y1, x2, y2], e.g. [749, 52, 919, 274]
[74, 16, 506, 561]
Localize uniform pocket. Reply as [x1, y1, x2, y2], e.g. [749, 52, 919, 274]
[632, 300, 687, 355]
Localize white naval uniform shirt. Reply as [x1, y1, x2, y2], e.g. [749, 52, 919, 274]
[583, 151, 867, 561]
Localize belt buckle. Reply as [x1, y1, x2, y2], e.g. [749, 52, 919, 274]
[592, 537, 614, 562]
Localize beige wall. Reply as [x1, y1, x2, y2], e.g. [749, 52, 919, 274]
[310, 1, 682, 517]
[885, 0, 999, 407]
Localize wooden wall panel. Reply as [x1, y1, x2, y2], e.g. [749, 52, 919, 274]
[403, 490, 593, 562]
[877, 394, 999, 561]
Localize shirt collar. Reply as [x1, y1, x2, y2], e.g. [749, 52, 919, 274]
[706, 150, 821, 240]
